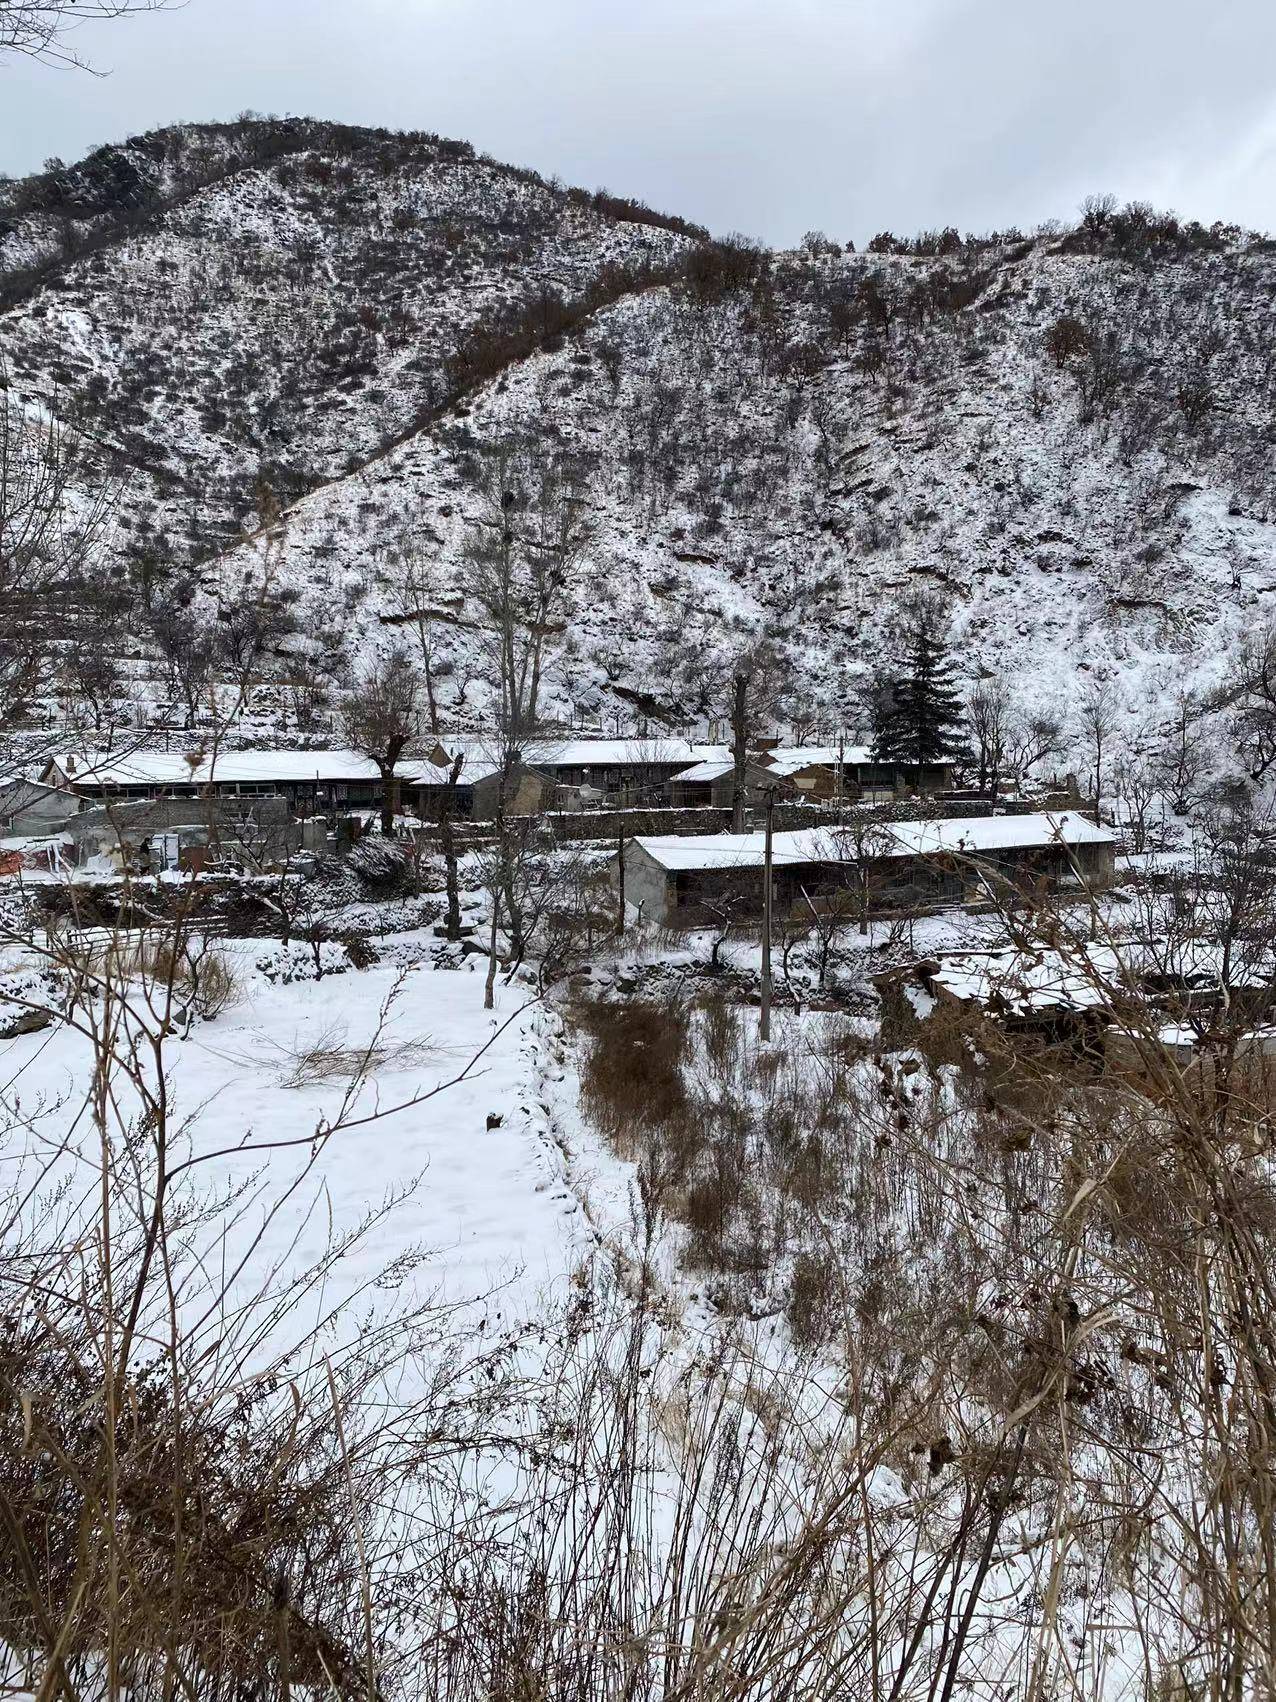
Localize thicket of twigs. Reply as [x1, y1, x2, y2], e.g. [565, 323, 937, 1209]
[6, 847, 1276, 1699]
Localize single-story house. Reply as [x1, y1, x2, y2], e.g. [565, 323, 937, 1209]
[44, 749, 390, 812]
[666, 756, 797, 810]
[901, 941, 1124, 1061]
[1106, 1022, 1276, 1117]
[407, 753, 546, 820]
[424, 737, 729, 807]
[758, 751, 841, 799]
[66, 794, 299, 871]
[832, 747, 955, 799]
[526, 738, 725, 801]
[666, 745, 954, 809]
[617, 811, 1117, 926]
[0, 777, 79, 837]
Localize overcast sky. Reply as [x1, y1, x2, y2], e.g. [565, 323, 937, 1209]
[4, 0, 1276, 246]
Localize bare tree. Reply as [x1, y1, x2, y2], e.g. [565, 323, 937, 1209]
[968, 677, 1010, 800]
[1152, 688, 1210, 815]
[341, 646, 419, 837]
[463, 439, 589, 747]
[434, 748, 465, 941]
[725, 641, 782, 832]
[58, 577, 128, 733]
[386, 528, 458, 735]
[148, 583, 220, 729]
[214, 575, 299, 717]
[0, 0, 172, 67]
[1216, 619, 1276, 782]
[1112, 751, 1161, 854]
[1004, 706, 1064, 786]
[0, 379, 120, 711]
[1074, 676, 1119, 824]
[462, 440, 587, 999]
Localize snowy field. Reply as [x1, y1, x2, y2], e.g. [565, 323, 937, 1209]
[1, 941, 610, 1376]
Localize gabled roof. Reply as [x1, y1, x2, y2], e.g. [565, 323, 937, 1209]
[48, 749, 386, 788]
[763, 746, 872, 769]
[406, 754, 504, 787]
[430, 736, 727, 770]
[882, 811, 1114, 856]
[630, 812, 1116, 873]
[0, 776, 67, 803]
[669, 758, 735, 784]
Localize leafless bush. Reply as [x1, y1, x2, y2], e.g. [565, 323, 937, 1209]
[267, 1021, 440, 1089]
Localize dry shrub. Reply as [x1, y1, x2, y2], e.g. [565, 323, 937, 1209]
[269, 1025, 439, 1088]
[788, 1250, 840, 1347]
[786, 1134, 839, 1211]
[875, 973, 921, 1048]
[0, 1309, 370, 1698]
[71, 934, 242, 1022]
[700, 993, 739, 1079]
[910, 997, 987, 1076]
[683, 1164, 755, 1272]
[141, 937, 241, 1020]
[578, 998, 688, 1150]
[189, 946, 239, 1018]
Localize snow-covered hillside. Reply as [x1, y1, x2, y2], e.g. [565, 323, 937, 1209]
[214, 222, 1276, 729]
[0, 118, 697, 558]
[5, 120, 1276, 731]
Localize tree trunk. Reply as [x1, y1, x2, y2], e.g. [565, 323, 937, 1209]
[616, 827, 626, 936]
[731, 671, 748, 833]
[380, 764, 398, 838]
[484, 891, 501, 1011]
[760, 790, 774, 1041]
[439, 756, 463, 940]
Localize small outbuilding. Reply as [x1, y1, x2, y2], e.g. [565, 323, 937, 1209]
[666, 757, 795, 810]
[0, 777, 78, 838]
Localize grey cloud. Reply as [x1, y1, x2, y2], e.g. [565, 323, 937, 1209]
[3, 0, 1275, 243]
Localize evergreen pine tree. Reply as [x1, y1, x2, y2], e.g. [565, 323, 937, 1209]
[869, 599, 967, 765]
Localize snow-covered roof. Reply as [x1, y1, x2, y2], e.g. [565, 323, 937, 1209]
[630, 812, 1116, 873]
[527, 738, 726, 769]
[431, 736, 726, 770]
[50, 749, 386, 788]
[669, 758, 735, 784]
[929, 944, 1124, 1013]
[882, 811, 1115, 856]
[0, 776, 65, 801]
[763, 746, 874, 769]
[407, 754, 504, 787]
[629, 826, 848, 872]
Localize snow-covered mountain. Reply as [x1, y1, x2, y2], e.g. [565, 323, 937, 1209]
[4, 119, 1276, 730]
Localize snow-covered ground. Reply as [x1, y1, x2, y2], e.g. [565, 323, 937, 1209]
[1, 940, 611, 1374]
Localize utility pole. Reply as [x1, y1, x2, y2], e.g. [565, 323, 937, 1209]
[617, 825, 625, 936]
[760, 784, 776, 1043]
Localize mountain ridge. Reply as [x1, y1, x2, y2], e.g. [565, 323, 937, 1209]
[4, 119, 1276, 741]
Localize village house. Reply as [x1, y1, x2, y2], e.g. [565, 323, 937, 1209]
[43, 749, 390, 812]
[0, 777, 79, 838]
[64, 795, 301, 872]
[891, 942, 1124, 1062]
[665, 745, 954, 809]
[1106, 1022, 1276, 1116]
[892, 935, 1276, 1110]
[424, 736, 727, 808]
[408, 752, 546, 820]
[827, 747, 956, 799]
[617, 812, 1117, 926]
[665, 756, 798, 810]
